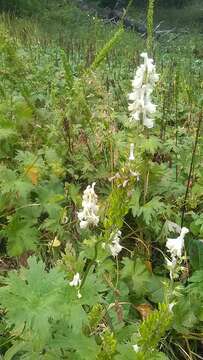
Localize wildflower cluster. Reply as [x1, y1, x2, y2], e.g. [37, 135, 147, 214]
[166, 226, 189, 280]
[78, 183, 99, 229]
[109, 230, 123, 257]
[128, 52, 159, 128]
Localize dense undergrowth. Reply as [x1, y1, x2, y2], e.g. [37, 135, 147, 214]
[0, 1, 203, 359]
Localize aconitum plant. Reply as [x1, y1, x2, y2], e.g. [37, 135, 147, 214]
[128, 52, 159, 128]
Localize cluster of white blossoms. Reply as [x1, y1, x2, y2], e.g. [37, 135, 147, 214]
[128, 52, 159, 128]
[69, 273, 82, 299]
[166, 226, 189, 280]
[70, 273, 81, 287]
[109, 230, 123, 257]
[78, 182, 99, 229]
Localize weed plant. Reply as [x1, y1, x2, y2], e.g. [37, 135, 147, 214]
[0, 1, 203, 359]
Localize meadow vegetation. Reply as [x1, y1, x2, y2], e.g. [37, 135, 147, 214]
[0, 0, 203, 359]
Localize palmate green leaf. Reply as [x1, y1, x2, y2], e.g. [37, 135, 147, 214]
[187, 270, 203, 299]
[1, 214, 39, 256]
[130, 191, 165, 226]
[0, 127, 17, 140]
[0, 165, 33, 199]
[188, 269, 203, 285]
[81, 272, 107, 306]
[0, 166, 17, 193]
[146, 275, 169, 304]
[185, 238, 203, 270]
[0, 257, 68, 345]
[172, 299, 198, 333]
[47, 320, 100, 360]
[141, 197, 165, 225]
[121, 258, 151, 297]
[129, 187, 141, 217]
[15, 150, 44, 169]
[115, 343, 136, 360]
[68, 303, 88, 334]
[65, 332, 100, 360]
[140, 136, 161, 155]
[14, 99, 33, 122]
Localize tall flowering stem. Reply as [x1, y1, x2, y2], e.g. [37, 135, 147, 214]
[147, 0, 155, 54]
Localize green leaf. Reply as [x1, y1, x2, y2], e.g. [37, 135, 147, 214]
[116, 343, 137, 360]
[4, 341, 26, 360]
[0, 127, 17, 140]
[146, 275, 168, 304]
[140, 136, 161, 155]
[130, 187, 141, 217]
[0, 257, 68, 345]
[1, 214, 39, 256]
[141, 197, 165, 225]
[185, 238, 203, 270]
[173, 300, 198, 333]
[121, 258, 150, 297]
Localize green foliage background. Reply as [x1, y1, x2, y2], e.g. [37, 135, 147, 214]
[0, 0, 202, 359]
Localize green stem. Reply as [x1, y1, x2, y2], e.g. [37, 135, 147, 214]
[181, 111, 202, 227]
[80, 240, 102, 289]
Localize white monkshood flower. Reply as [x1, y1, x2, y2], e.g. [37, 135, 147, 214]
[132, 344, 139, 353]
[166, 227, 189, 258]
[78, 182, 99, 229]
[70, 273, 81, 287]
[109, 230, 123, 257]
[77, 290, 82, 299]
[128, 52, 159, 128]
[129, 143, 135, 161]
[166, 257, 177, 280]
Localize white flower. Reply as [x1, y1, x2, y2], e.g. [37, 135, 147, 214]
[70, 273, 81, 287]
[166, 257, 177, 280]
[77, 290, 82, 299]
[128, 52, 159, 128]
[132, 344, 139, 352]
[78, 182, 99, 229]
[166, 227, 189, 258]
[129, 143, 135, 161]
[109, 230, 123, 257]
[168, 302, 175, 312]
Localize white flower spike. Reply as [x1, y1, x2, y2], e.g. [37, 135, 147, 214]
[128, 52, 159, 128]
[166, 227, 189, 258]
[70, 273, 81, 287]
[129, 143, 135, 161]
[109, 230, 123, 257]
[78, 182, 99, 229]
